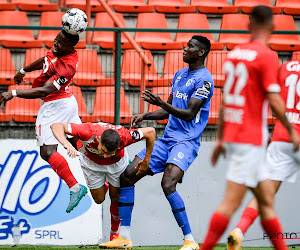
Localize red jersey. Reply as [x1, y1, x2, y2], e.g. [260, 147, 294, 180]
[272, 60, 300, 142]
[32, 48, 78, 102]
[67, 122, 144, 165]
[223, 40, 280, 146]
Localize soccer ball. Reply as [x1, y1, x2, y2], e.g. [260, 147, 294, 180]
[62, 8, 88, 35]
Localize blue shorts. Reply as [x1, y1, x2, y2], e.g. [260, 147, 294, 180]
[137, 139, 199, 175]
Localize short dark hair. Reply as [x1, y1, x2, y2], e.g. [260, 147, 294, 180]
[61, 30, 79, 46]
[191, 35, 211, 55]
[101, 129, 121, 152]
[250, 5, 273, 26]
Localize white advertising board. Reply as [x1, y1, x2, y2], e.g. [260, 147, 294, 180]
[0, 139, 102, 245]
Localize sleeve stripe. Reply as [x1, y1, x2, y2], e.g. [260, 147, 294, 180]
[67, 123, 72, 134]
[53, 80, 61, 90]
[138, 129, 144, 139]
[267, 84, 281, 93]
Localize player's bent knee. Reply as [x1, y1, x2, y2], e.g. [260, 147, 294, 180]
[93, 196, 105, 204]
[161, 181, 176, 196]
[120, 172, 134, 187]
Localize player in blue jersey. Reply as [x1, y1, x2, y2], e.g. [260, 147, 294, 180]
[99, 35, 214, 250]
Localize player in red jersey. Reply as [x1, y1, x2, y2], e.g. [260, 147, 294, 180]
[226, 59, 300, 250]
[201, 6, 300, 250]
[50, 122, 155, 241]
[0, 30, 87, 213]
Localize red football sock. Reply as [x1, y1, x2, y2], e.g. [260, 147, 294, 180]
[48, 152, 78, 188]
[110, 202, 120, 232]
[201, 212, 229, 250]
[236, 207, 259, 235]
[261, 217, 288, 250]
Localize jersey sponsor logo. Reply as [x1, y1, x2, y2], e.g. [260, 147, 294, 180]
[227, 48, 257, 62]
[195, 81, 211, 98]
[224, 107, 244, 124]
[130, 130, 140, 140]
[286, 111, 300, 124]
[178, 152, 184, 159]
[174, 90, 188, 101]
[173, 158, 181, 163]
[57, 76, 68, 85]
[186, 79, 193, 87]
[175, 76, 181, 83]
[286, 61, 300, 72]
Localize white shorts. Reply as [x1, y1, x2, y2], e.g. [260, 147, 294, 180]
[35, 95, 81, 146]
[225, 143, 269, 188]
[265, 141, 300, 183]
[79, 148, 129, 189]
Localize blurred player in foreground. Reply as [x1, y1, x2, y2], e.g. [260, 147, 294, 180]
[51, 122, 155, 241]
[201, 6, 300, 250]
[226, 58, 300, 249]
[0, 30, 87, 213]
[99, 35, 214, 250]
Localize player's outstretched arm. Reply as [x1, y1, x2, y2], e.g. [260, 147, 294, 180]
[135, 127, 155, 175]
[267, 92, 300, 151]
[14, 57, 44, 85]
[50, 122, 80, 158]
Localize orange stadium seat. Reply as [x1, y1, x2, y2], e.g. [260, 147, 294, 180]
[121, 49, 165, 87]
[190, 0, 238, 14]
[208, 87, 222, 125]
[68, 86, 95, 122]
[148, 0, 195, 13]
[0, 11, 43, 48]
[107, 0, 154, 13]
[292, 51, 300, 61]
[206, 50, 228, 88]
[0, 48, 16, 85]
[218, 14, 250, 50]
[161, 50, 187, 85]
[65, 0, 107, 12]
[234, 0, 281, 14]
[11, 0, 58, 12]
[175, 14, 224, 50]
[23, 48, 48, 84]
[73, 49, 113, 87]
[268, 15, 300, 51]
[38, 12, 86, 49]
[91, 86, 132, 124]
[275, 0, 300, 15]
[6, 85, 41, 122]
[0, 0, 16, 11]
[92, 12, 133, 49]
[148, 87, 172, 124]
[0, 106, 10, 122]
[134, 13, 182, 50]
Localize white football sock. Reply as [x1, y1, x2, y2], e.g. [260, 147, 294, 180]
[184, 233, 195, 242]
[119, 226, 131, 240]
[70, 183, 80, 192]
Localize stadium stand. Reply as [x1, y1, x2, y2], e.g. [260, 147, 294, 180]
[175, 13, 224, 50]
[208, 87, 222, 125]
[275, 0, 300, 15]
[148, 0, 195, 13]
[218, 14, 250, 50]
[121, 49, 165, 87]
[11, 0, 58, 12]
[38, 12, 86, 49]
[190, 0, 238, 14]
[65, 0, 107, 12]
[0, 48, 16, 85]
[73, 49, 113, 87]
[23, 48, 48, 84]
[107, 0, 154, 13]
[234, 0, 281, 14]
[6, 85, 41, 123]
[0, 0, 16, 11]
[268, 15, 300, 51]
[0, 106, 10, 122]
[0, 11, 43, 48]
[92, 12, 132, 49]
[134, 13, 182, 50]
[148, 87, 171, 124]
[206, 50, 228, 88]
[91, 86, 132, 124]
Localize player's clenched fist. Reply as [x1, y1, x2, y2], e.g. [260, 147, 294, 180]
[14, 72, 25, 85]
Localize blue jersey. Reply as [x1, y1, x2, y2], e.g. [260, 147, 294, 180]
[161, 67, 214, 146]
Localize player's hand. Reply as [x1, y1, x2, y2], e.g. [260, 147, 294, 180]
[14, 72, 25, 85]
[0, 91, 13, 105]
[64, 144, 80, 158]
[142, 90, 163, 107]
[135, 159, 149, 175]
[289, 128, 300, 151]
[130, 114, 144, 129]
[211, 139, 226, 166]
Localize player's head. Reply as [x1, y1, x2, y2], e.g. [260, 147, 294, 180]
[52, 30, 79, 56]
[97, 129, 121, 158]
[183, 35, 211, 64]
[249, 5, 273, 35]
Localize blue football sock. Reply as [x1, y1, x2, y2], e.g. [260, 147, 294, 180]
[119, 186, 135, 227]
[167, 191, 192, 236]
